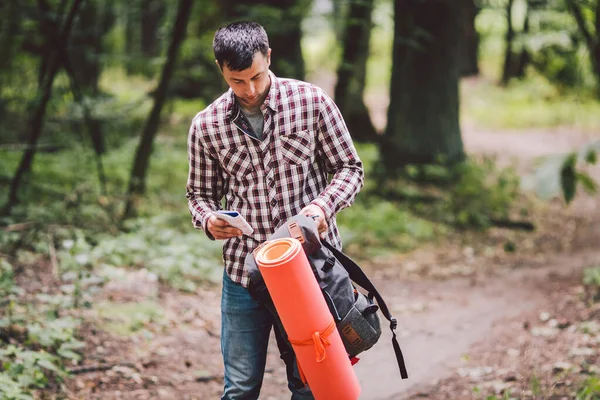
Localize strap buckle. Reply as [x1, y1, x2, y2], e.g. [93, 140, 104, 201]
[287, 221, 305, 244]
[390, 318, 397, 331]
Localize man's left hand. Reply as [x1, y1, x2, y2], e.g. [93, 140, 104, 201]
[300, 204, 328, 238]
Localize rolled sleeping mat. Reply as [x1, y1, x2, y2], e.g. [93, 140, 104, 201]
[254, 238, 361, 400]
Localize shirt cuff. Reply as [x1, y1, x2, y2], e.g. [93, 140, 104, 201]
[201, 211, 216, 241]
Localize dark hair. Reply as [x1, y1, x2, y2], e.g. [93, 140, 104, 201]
[213, 21, 269, 72]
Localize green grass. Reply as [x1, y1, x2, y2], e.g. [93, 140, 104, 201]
[461, 74, 600, 131]
[94, 300, 165, 336]
[337, 200, 443, 258]
[99, 67, 156, 103]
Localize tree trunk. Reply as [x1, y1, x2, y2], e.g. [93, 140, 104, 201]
[460, 0, 479, 77]
[124, 0, 193, 219]
[141, 0, 165, 58]
[68, 0, 115, 153]
[140, 0, 165, 77]
[515, 0, 530, 78]
[0, 0, 22, 120]
[0, 0, 21, 74]
[268, 8, 305, 80]
[334, 0, 378, 142]
[331, 0, 347, 42]
[62, 55, 108, 193]
[4, 0, 84, 214]
[220, 0, 309, 80]
[70, 1, 102, 92]
[501, 0, 515, 85]
[381, 0, 464, 173]
[124, 2, 139, 75]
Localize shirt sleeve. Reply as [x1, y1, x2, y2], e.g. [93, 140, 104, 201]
[185, 117, 224, 240]
[311, 90, 365, 221]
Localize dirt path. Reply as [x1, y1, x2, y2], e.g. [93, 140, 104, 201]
[67, 234, 599, 399]
[62, 103, 600, 398]
[356, 250, 600, 400]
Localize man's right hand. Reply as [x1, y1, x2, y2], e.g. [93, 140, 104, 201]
[207, 214, 243, 240]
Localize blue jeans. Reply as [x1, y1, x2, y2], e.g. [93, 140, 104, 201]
[221, 271, 314, 400]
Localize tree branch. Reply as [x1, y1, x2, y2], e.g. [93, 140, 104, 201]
[566, 0, 595, 53]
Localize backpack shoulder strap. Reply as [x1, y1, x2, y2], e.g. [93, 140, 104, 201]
[322, 240, 409, 379]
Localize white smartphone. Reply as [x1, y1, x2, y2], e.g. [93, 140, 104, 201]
[215, 210, 254, 235]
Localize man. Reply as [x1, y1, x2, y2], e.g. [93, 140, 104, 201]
[186, 21, 364, 400]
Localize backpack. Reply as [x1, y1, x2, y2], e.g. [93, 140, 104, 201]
[244, 214, 408, 379]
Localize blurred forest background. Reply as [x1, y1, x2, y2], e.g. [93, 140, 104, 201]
[0, 0, 599, 399]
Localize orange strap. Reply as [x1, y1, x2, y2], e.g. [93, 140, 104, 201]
[289, 319, 336, 384]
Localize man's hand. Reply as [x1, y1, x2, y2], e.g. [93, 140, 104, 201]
[207, 214, 243, 240]
[300, 204, 328, 238]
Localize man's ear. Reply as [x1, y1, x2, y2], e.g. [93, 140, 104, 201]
[267, 48, 272, 67]
[215, 59, 223, 73]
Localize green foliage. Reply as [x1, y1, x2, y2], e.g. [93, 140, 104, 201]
[336, 201, 441, 257]
[577, 377, 600, 400]
[29, 319, 85, 361]
[583, 266, 600, 287]
[342, 146, 522, 256]
[0, 258, 23, 302]
[94, 300, 164, 336]
[583, 266, 600, 302]
[529, 36, 584, 88]
[476, 1, 597, 91]
[90, 215, 223, 291]
[523, 4, 588, 88]
[0, 260, 83, 399]
[443, 158, 520, 228]
[530, 373, 542, 396]
[461, 75, 600, 131]
[391, 157, 521, 229]
[524, 140, 599, 204]
[0, 345, 66, 398]
[472, 384, 512, 400]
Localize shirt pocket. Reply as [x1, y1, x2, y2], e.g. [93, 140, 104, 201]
[218, 147, 255, 181]
[278, 131, 313, 165]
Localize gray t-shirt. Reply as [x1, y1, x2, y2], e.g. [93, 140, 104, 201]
[241, 108, 264, 140]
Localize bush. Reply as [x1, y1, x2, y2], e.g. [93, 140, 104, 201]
[0, 259, 83, 399]
[444, 158, 520, 228]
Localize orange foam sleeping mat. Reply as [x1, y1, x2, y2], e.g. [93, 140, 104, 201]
[254, 237, 361, 400]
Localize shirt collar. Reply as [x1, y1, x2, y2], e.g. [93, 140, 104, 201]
[226, 70, 279, 120]
[263, 70, 279, 112]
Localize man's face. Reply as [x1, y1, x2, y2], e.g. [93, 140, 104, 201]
[219, 50, 272, 110]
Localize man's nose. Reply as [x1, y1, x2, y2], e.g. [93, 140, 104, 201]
[247, 83, 256, 97]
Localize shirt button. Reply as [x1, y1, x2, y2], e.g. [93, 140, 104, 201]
[270, 199, 277, 207]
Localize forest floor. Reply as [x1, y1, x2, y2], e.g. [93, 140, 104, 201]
[29, 92, 599, 399]
[45, 128, 599, 400]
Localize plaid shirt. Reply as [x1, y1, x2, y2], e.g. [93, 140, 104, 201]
[186, 72, 364, 287]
